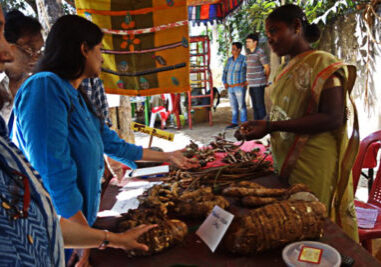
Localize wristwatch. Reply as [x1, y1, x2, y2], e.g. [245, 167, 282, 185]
[98, 230, 110, 250]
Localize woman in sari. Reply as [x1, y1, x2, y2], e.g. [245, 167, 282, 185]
[235, 4, 359, 241]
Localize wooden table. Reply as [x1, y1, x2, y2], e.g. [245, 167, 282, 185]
[90, 176, 380, 267]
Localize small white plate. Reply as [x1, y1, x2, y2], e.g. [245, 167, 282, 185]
[282, 241, 341, 267]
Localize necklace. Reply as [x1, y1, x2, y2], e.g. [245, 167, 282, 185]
[0, 157, 30, 220]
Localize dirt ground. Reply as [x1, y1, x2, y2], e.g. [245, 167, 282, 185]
[135, 98, 257, 150]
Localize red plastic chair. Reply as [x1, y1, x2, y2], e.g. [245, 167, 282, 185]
[352, 130, 381, 253]
[352, 130, 381, 194]
[355, 175, 381, 253]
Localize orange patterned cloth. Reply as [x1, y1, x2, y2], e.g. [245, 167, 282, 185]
[75, 0, 190, 96]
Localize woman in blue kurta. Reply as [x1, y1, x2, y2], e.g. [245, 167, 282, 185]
[11, 15, 196, 264]
[13, 71, 141, 226]
[0, 9, 158, 266]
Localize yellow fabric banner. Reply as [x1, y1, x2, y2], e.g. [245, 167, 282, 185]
[75, 0, 190, 96]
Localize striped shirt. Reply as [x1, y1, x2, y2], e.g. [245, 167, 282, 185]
[246, 47, 269, 87]
[0, 117, 64, 266]
[81, 78, 112, 126]
[222, 54, 247, 86]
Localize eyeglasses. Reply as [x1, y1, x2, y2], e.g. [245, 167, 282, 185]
[14, 43, 44, 58]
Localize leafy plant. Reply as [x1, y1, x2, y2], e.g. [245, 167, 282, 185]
[211, 0, 358, 63]
[0, 0, 36, 15]
[248, 0, 277, 33]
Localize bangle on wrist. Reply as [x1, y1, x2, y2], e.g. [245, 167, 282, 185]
[98, 230, 109, 250]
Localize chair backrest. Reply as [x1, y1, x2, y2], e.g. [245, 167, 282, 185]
[352, 130, 381, 194]
[368, 166, 381, 207]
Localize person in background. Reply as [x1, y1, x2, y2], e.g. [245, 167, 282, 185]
[82, 77, 112, 127]
[0, 10, 43, 123]
[12, 14, 197, 265]
[235, 4, 359, 241]
[0, 7, 155, 267]
[245, 33, 270, 120]
[222, 42, 247, 129]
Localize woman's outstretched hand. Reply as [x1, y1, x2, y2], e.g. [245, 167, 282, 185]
[234, 120, 269, 141]
[167, 150, 200, 169]
[109, 224, 158, 251]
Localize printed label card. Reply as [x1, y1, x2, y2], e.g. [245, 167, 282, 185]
[196, 205, 234, 252]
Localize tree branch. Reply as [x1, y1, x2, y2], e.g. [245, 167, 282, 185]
[26, 0, 38, 14]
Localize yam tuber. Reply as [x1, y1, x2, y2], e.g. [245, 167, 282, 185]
[117, 208, 188, 256]
[235, 181, 265, 189]
[222, 183, 309, 198]
[222, 186, 287, 197]
[223, 201, 326, 254]
[172, 187, 230, 218]
[241, 196, 278, 207]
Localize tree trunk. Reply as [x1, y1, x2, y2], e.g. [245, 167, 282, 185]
[35, 0, 64, 34]
[109, 96, 135, 144]
[269, 50, 280, 82]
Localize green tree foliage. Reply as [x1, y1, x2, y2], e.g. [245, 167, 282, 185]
[248, 0, 277, 33]
[214, 0, 357, 62]
[0, 0, 73, 17]
[0, 0, 37, 15]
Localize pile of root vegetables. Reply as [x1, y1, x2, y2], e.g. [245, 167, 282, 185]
[116, 184, 230, 257]
[117, 206, 188, 257]
[220, 181, 325, 254]
[163, 161, 273, 192]
[222, 181, 318, 207]
[117, 180, 326, 256]
[116, 135, 326, 257]
[139, 184, 230, 219]
[182, 133, 270, 167]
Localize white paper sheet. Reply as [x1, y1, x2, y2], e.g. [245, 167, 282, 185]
[106, 181, 162, 215]
[106, 94, 121, 108]
[124, 165, 169, 178]
[356, 206, 379, 229]
[196, 205, 235, 252]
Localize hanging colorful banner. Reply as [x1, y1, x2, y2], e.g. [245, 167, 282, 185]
[75, 0, 190, 96]
[188, 0, 243, 25]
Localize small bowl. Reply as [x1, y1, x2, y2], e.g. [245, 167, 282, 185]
[282, 241, 341, 267]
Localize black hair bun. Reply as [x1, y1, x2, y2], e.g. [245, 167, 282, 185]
[305, 23, 321, 43]
[5, 10, 26, 20]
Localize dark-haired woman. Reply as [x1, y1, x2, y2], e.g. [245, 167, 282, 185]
[11, 14, 197, 264]
[0, 7, 156, 267]
[236, 4, 358, 241]
[0, 10, 43, 122]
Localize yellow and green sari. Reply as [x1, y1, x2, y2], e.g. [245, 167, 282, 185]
[267, 50, 359, 241]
